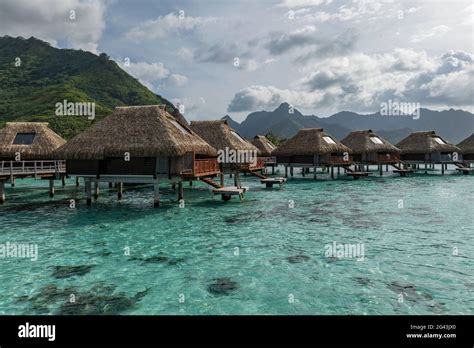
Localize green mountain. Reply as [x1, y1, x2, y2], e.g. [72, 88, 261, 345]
[228, 102, 474, 144]
[0, 36, 178, 139]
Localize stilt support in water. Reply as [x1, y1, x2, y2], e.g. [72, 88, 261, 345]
[0, 180, 5, 204]
[153, 181, 160, 208]
[94, 180, 99, 199]
[85, 178, 92, 206]
[117, 182, 123, 200]
[49, 179, 55, 198]
[178, 181, 184, 201]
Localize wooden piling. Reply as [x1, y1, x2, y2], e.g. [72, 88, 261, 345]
[11, 178, 15, 187]
[331, 166, 334, 179]
[94, 180, 99, 199]
[49, 179, 55, 198]
[220, 173, 224, 187]
[0, 181, 5, 204]
[117, 182, 123, 200]
[313, 166, 317, 180]
[61, 176, 66, 187]
[178, 181, 184, 201]
[85, 178, 92, 206]
[76, 177, 80, 188]
[153, 181, 160, 208]
[109, 182, 113, 189]
[285, 166, 288, 178]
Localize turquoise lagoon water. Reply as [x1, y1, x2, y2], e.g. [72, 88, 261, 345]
[0, 169, 473, 315]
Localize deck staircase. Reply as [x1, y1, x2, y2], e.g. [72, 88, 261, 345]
[200, 177, 222, 189]
[454, 162, 468, 169]
[249, 171, 267, 179]
[342, 165, 354, 173]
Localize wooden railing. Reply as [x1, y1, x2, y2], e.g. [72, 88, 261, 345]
[250, 157, 266, 170]
[377, 153, 400, 164]
[323, 155, 352, 165]
[192, 158, 220, 176]
[0, 160, 66, 177]
[259, 156, 276, 164]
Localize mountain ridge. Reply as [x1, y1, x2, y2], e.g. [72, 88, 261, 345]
[223, 103, 474, 144]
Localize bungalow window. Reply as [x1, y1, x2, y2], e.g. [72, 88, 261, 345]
[170, 120, 191, 135]
[322, 136, 336, 144]
[231, 131, 246, 144]
[370, 137, 383, 144]
[433, 137, 446, 144]
[13, 133, 36, 145]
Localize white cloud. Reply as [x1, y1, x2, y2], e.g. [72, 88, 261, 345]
[228, 85, 323, 112]
[278, 0, 325, 8]
[125, 12, 216, 42]
[169, 73, 188, 87]
[177, 47, 194, 61]
[411, 25, 451, 43]
[116, 61, 170, 89]
[0, 0, 106, 53]
[171, 97, 206, 115]
[265, 25, 318, 55]
[228, 49, 474, 113]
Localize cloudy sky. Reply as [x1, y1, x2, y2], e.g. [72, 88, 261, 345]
[0, 0, 473, 121]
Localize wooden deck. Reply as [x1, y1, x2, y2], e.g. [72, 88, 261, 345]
[456, 167, 474, 175]
[393, 169, 415, 176]
[212, 186, 248, 201]
[0, 160, 66, 204]
[0, 160, 66, 180]
[260, 177, 287, 187]
[346, 172, 372, 180]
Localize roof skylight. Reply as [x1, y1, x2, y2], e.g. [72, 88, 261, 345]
[323, 136, 336, 144]
[370, 137, 383, 144]
[170, 120, 190, 135]
[231, 131, 246, 143]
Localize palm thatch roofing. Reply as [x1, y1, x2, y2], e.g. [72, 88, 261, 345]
[190, 120, 259, 153]
[341, 129, 400, 154]
[0, 122, 66, 159]
[251, 135, 276, 156]
[273, 128, 352, 156]
[396, 131, 461, 154]
[54, 105, 217, 160]
[457, 133, 474, 154]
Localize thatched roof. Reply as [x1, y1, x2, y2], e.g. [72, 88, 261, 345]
[341, 129, 400, 154]
[251, 135, 276, 156]
[457, 133, 474, 154]
[273, 128, 352, 156]
[55, 105, 216, 160]
[396, 131, 461, 154]
[0, 122, 66, 159]
[190, 120, 259, 153]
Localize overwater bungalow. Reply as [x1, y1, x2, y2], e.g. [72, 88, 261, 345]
[190, 120, 284, 192]
[251, 135, 277, 173]
[341, 129, 401, 176]
[396, 131, 462, 174]
[457, 133, 474, 173]
[273, 128, 353, 179]
[0, 122, 66, 203]
[54, 105, 219, 206]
